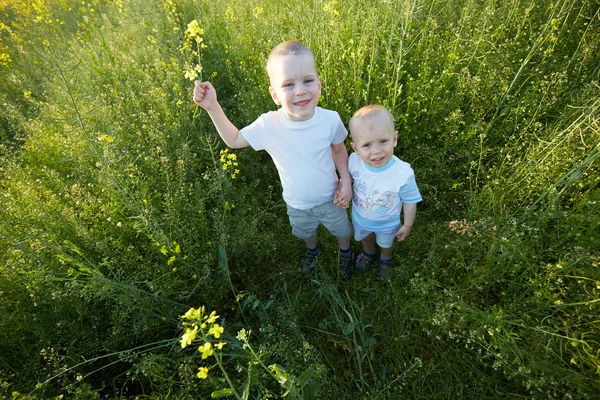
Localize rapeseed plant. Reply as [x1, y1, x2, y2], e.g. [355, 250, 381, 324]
[179, 306, 242, 394]
[219, 149, 239, 179]
[182, 19, 206, 81]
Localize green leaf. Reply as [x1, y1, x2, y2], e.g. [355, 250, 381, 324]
[297, 368, 313, 385]
[218, 245, 228, 268]
[263, 299, 274, 310]
[364, 337, 377, 346]
[342, 322, 354, 335]
[211, 388, 234, 398]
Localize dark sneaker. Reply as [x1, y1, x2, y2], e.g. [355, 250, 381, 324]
[299, 247, 320, 274]
[379, 258, 393, 280]
[339, 248, 355, 281]
[355, 250, 376, 272]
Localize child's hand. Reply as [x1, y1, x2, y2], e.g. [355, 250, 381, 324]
[334, 190, 349, 209]
[334, 179, 351, 209]
[396, 225, 412, 242]
[193, 80, 217, 111]
[337, 180, 352, 208]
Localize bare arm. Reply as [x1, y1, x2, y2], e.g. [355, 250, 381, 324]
[396, 202, 417, 241]
[331, 142, 352, 208]
[194, 81, 249, 149]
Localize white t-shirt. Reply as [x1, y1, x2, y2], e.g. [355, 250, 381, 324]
[240, 107, 348, 210]
[349, 153, 422, 231]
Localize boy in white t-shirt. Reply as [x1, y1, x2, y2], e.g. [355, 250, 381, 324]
[347, 105, 422, 280]
[193, 40, 355, 279]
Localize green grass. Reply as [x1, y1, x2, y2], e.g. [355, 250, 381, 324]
[1, 0, 599, 398]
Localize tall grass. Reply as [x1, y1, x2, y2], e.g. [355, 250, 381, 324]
[1, 0, 598, 398]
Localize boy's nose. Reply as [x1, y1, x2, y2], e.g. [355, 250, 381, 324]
[295, 85, 306, 95]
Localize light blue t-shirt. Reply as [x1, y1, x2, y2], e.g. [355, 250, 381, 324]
[349, 154, 422, 231]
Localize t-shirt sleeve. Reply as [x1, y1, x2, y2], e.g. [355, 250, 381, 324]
[331, 113, 348, 145]
[240, 114, 266, 151]
[348, 153, 358, 178]
[399, 174, 422, 203]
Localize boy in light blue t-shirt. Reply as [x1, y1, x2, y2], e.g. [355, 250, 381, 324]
[346, 105, 422, 280]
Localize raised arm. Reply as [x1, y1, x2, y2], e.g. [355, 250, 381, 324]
[331, 142, 352, 208]
[194, 81, 250, 149]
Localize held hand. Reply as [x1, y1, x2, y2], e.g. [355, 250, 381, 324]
[333, 190, 349, 209]
[193, 80, 217, 111]
[338, 181, 352, 208]
[396, 225, 412, 242]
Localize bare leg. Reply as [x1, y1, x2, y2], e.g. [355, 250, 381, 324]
[336, 236, 351, 251]
[360, 232, 376, 253]
[380, 246, 393, 258]
[304, 235, 318, 250]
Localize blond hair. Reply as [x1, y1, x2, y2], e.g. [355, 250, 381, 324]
[266, 41, 317, 78]
[349, 105, 395, 139]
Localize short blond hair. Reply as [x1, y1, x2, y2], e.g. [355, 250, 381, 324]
[266, 41, 317, 78]
[349, 105, 395, 140]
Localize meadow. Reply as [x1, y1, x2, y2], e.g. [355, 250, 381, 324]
[0, 0, 599, 398]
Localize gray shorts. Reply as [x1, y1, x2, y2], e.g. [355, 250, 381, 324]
[286, 202, 353, 240]
[353, 221, 399, 249]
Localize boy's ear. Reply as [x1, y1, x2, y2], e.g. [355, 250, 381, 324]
[393, 131, 398, 146]
[350, 142, 358, 153]
[269, 86, 281, 105]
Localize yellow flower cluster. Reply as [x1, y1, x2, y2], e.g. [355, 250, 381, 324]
[252, 7, 264, 19]
[219, 149, 240, 179]
[186, 20, 204, 40]
[160, 241, 186, 270]
[180, 307, 227, 380]
[323, 0, 340, 24]
[98, 134, 114, 143]
[0, 23, 11, 65]
[184, 64, 203, 81]
[182, 20, 207, 81]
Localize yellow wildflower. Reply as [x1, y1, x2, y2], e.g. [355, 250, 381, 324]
[182, 306, 204, 321]
[253, 7, 264, 19]
[206, 311, 219, 324]
[98, 134, 114, 143]
[199, 342, 213, 359]
[197, 367, 209, 379]
[225, 6, 234, 21]
[180, 326, 198, 348]
[216, 341, 226, 350]
[186, 20, 204, 38]
[208, 324, 224, 339]
[184, 68, 197, 81]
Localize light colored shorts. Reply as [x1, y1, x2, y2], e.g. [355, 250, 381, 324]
[286, 202, 353, 240]
[353, 221, 399, 249]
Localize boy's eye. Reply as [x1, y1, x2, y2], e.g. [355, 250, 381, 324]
[362, 143, 370, 148]
[304, 79, 314, 84]
[283, 83, 293, 88]
[380, 139, 388, 144]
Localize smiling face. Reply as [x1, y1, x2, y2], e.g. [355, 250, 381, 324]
[267, 53, 322, 122]
[350, 107, 398, 168]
